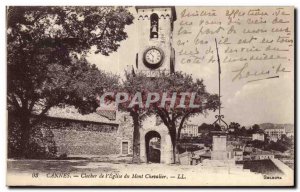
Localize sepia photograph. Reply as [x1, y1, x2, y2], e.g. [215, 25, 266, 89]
[5, 5, 295, 187]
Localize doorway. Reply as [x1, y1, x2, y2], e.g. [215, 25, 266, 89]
[145, 131, 161, 163]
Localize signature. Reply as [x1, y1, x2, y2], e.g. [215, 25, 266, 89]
[232, 63, 291, 82]
[264, 175, 282, 180]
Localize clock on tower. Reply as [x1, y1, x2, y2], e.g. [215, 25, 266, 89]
[135, 6, 176, 76]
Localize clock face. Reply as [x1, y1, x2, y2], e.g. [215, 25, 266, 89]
[144, 48, 164, 69]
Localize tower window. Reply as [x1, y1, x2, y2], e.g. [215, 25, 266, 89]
[150, 13, 159, 39]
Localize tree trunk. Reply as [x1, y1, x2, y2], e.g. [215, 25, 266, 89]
[171, 140, 180, 164]
[172, 144, 176, 164]
[176, 143, 181, 164]
[175, 127, 183, 164]
[170, 129, 178, 164]
[131, 112, 141, 164]
[19, 113, 31, 158]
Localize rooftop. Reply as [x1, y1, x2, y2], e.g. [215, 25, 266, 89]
[45, 106, 120, 125]
[264, 127, 285, 130]
[233, 148, 243, 152]
[253, 150, 274, 156]
[135, 6, 177, 21]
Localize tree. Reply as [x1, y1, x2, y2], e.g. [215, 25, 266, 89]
[247, 124, 263, 135]
[7, 6, 133, 157]
[153, 73, 219, 163]
[248, 140, 266, 149]
[239, 126, 248, 136]
[252, 124, 261, 133]
[197, 123, 221, 147]
[273, 134, 293, 152]
[198, 123, 221, 133]
[118, 72, 153, 163]
[229, 122, 240, 135]
[280, 134, 293, 147]
[155, 72, 219, 163]
[265, 141, 288, 152]
[115, 72, 219, 163]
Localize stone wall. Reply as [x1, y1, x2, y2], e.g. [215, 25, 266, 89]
[35, 114, 133, 157]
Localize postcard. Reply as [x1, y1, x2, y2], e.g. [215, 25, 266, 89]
[6, 6, 294, 186]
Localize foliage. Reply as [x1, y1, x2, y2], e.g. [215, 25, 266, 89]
[7, 6, 132, 157]
[229, 122, 240, 133]
[246, 133, 293, 153]
[8, 114, 22, 158]
[250, 124, 262, 134]
[177, 144, 204, 154]
[264, 135, 293, 152]
[8, 114, 58, 159]
[115, 71, 219, 163]
[228, 123, 264, 136]
[198, 123, 222, 133]
[247, 140, 267, 149]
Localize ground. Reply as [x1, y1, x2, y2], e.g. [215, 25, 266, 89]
[7, 159, 193, 175]
[6, 159, 293, 186]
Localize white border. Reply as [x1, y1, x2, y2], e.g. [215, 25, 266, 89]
[0, 1, 298, 192]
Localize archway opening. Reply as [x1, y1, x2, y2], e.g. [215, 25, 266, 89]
[150, 13, 159, 39]
[145, 131, 161, 163]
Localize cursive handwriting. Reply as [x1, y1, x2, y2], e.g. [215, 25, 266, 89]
[232, 63, 291, 82]
[176, 6, 293, 80]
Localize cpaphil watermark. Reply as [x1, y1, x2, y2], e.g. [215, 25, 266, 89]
[97, 91, 204, 111]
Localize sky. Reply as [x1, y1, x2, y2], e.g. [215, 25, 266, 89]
[86, 6, 294, 126]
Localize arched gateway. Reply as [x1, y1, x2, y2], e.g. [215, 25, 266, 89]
[145, 131, 161, 163]
[139, 116, 173, 164]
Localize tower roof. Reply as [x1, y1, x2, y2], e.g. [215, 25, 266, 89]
[135, 6, 177, 21]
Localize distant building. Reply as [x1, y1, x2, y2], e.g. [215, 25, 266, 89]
[285, 130, 294, 139]
[251, 150, 274, 160]
[252, 133, 265, 141]
[233, 148, 243, 161]
[244, 146, 254, 153]
[181, 124, 199, 137]
[226, 141, 245, 161]
[264, 127, 285, 142]
[227, 140, 244, 150]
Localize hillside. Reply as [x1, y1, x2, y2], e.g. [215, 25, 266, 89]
[259, 123, 294, 133]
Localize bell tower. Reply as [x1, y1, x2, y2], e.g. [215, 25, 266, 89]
[135, 6, 176, 76]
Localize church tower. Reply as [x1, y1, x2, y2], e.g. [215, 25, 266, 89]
[135, 6, 176, 76]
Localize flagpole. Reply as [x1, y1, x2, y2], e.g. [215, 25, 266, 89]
[215, 38, 221, 125]
[213, 38, 228, 130]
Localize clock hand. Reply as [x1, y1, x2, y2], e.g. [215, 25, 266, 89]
[150, 54, 155, 62]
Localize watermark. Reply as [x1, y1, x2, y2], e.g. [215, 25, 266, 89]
[97, 91, 203, 111]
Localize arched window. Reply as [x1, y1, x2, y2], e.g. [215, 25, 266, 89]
[150, 13, 159, 39]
